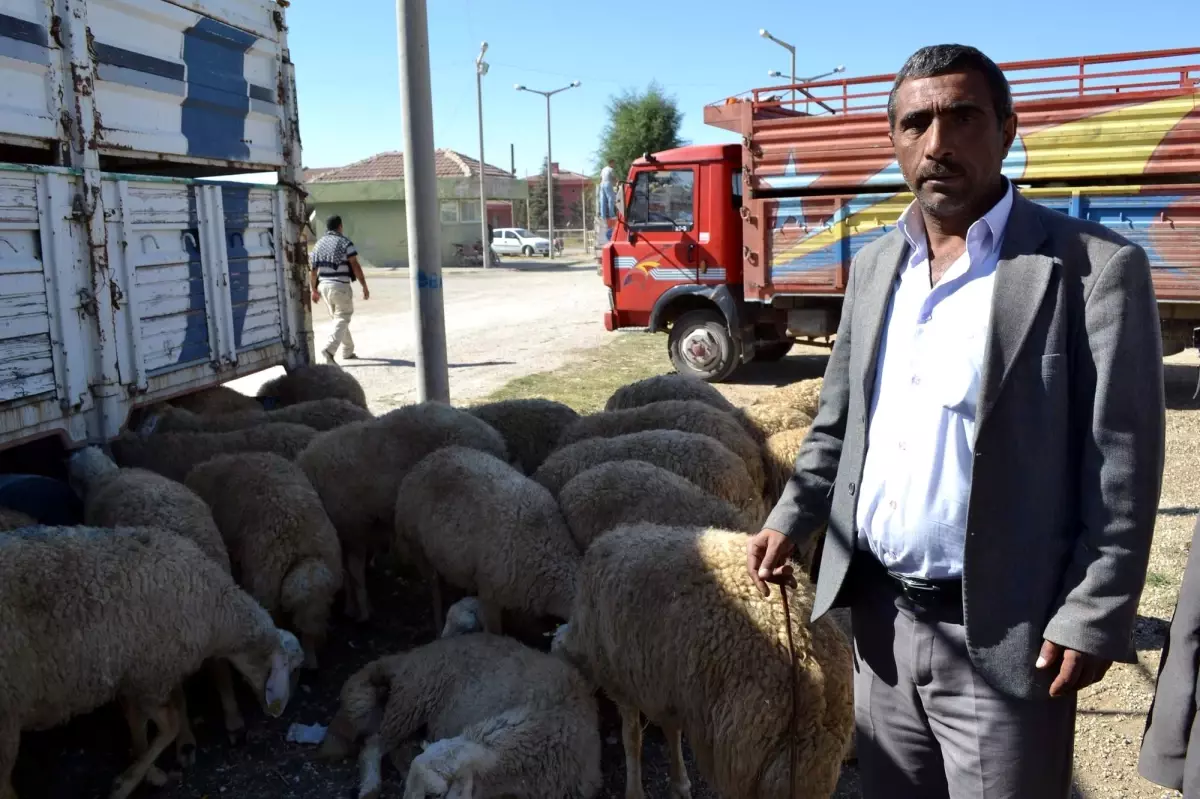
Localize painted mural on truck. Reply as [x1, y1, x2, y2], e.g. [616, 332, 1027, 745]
[763, 94, 1200, 284]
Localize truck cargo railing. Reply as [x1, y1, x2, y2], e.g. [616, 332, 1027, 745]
[710, 47, 1200, 119]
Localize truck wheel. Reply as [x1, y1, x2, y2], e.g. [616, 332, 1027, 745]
[522, 245, 534, 256]
[754, 340, 794, 362]
[668, 309, 739, 383]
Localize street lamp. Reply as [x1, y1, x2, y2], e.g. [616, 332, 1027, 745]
[475, 41, 489, 267]
[515, 80, 581, 260]
[759, 28, 796, 106]
[769, 65, 847, 113]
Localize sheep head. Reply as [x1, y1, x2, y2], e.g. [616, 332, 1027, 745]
[227, 628, 305, 718]
[403, 737, 494, 799]
[440, 597, 484, 638]
[65, 446, 119, 499]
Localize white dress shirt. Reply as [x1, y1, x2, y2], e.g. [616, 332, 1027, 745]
[855, 180, 1015, 580]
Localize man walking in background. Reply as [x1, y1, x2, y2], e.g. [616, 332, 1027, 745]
[599, 158, 618, 241]
[747, 44, 1165, 798]
[310, 214, 369, 364]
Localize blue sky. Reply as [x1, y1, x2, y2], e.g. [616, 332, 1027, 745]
[286, 0, 1197, 178]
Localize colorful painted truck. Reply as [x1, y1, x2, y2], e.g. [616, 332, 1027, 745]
[0, 0, 311, 459]
[599, 47, 1200, 381]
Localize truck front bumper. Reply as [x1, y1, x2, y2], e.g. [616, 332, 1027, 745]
[604, 311, 616, 331]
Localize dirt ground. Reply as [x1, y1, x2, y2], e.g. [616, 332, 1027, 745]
[226, 257, 611, 414]
[13, 332, 1199, 797]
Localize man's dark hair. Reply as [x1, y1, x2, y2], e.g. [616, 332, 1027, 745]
[326, 214, 342, 232]
[887, 44, 1013, 130]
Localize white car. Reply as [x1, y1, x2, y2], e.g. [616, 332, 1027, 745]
[491, 228, 551, 257]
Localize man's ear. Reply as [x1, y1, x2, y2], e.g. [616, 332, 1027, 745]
[1002, 113, 1018, 157]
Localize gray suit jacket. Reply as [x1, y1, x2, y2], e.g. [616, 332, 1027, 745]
[763, 189, 1166, 700]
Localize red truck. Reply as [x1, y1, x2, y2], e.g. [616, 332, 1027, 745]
[599, 47, 1200, 381]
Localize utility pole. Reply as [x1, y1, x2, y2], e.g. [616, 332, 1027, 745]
[760, 28, 796, 107]
[397, 0, 449, 403]
[475, 41, 489, 267]
[515, 80, 580, 260]
[510, 143, 515, 177]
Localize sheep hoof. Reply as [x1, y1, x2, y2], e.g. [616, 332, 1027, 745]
[146, 766, 170, 787]
[670, 782, 693, 799]
[176, 741, 196, 768]
[228, 725, 247, 746]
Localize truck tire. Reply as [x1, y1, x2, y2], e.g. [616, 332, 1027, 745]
[754, 340, 794, 362]
[668, 309, 739, 383]
[522, 245, 534, 256]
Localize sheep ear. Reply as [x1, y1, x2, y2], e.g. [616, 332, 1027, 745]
[264, 649, 292, 717]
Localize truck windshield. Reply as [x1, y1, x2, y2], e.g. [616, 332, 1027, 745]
[628, 169, 695, 231]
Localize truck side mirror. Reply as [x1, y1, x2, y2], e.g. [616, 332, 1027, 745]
[628, 230, 638, 245]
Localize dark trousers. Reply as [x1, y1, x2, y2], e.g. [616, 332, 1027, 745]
[847, 555, 1077, 799]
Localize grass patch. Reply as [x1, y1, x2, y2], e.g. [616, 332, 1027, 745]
[1145, 571, 1172, 589]
[482, 332, 671, 413]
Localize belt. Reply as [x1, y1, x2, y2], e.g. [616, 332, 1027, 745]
[857, 553, 962, 609]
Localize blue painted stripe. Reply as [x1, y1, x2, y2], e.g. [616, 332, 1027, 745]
[172, 190, 213, 368]
[0, 13, 47, 46]
[94, 42, 185, 81]
[221, 184, 251, 349]
[181, 18, 257, 161]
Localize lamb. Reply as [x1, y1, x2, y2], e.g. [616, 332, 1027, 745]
[297, 402, 509, 623]
[168, 385, 263, 415]
[142, 397, 371, 435]
[755, 377, 824, 419]
[256, 363, 368, 410]
[0, 507, 35, 532]
[318, 633, 602, 799]
[604, 373, 765, 442]
[65, 447, 245, 758]
[109, 423, 318, 482]
[185, 452, 343, 669]
[395, 446, 579, 636]
[557, 400, 767, 494]
[763, 425, 810, 508]
[466, 398, 580, 474]
[738, 402, 813, 440]
[533, 429, 763, 521]
[553, 523, 854, 799]
[557, 460, 755, 551]
[0, 525, 305, 799]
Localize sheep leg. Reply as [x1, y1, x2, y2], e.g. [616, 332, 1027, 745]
[663, 723, 692, 799]
[346, 549, 372, 623]
[430, 572, 446, 635]
[0, 719, 20, 799]
[119, 696, 170, 787]
[173, 688, 197, 768]
[357, 733, 384, 799]
[211, 658, 246, 745]
[110, 696, 180, 799]
[479, 599, 504, 636]
[618, 704, 646, 799]
[388, 739, 424, 775]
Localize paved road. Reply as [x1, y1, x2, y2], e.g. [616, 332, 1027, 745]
[227, 257, 610, 412]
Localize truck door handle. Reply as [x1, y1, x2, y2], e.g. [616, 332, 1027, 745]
[687, 242, 696, 261]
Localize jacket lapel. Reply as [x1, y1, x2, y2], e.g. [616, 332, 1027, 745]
[976, 191, 1053, 431]
[858, 232, 908, 405]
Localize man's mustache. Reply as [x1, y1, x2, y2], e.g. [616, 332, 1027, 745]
[918, 160, 965, 183]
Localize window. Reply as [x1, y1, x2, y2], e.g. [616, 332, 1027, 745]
[460, 201, 480, 222]
[440, 201, 459, 223]
[627, 169, 695, 231]
[731, 169, 743, 211]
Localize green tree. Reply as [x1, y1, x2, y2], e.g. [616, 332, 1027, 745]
[526, 162, 566, 231]
[596, 82, 686, 180]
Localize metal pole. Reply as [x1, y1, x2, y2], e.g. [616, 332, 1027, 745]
[397, 0, 449, 403]
[510, 143, 515, 177]
[790, 48, 797, 108]
[545, 94, 554, 260]
[475, 42, 488, 268]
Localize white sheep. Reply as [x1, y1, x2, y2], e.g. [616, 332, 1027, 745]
[466, 398, 581, 474]
[167, 385, 263, 415]
[0, 525, 305, 799]
[557, 460, 755, 550]
[556, 399, 767, 494]
[533, 429, 763, 522]
[256, 363, 368, 409]
[142, 397, 371, 435]
[184, 452, 343, 669]
[297, 402, 509, 623]
[110, 423, 318, 482]
[395, 446, 579, 636]
[553, 522, 854, 799]
[65, 446, 245, 762]
[318, 633, 602, 799]
[0, 507, 36, 532]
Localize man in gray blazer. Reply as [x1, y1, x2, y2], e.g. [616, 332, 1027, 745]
[747, 44, 1165, 798]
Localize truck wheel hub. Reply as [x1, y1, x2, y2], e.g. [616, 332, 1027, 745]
[682, 329, 720, 369]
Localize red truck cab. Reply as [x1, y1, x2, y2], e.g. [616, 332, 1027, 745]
[601, 143, 790, 381]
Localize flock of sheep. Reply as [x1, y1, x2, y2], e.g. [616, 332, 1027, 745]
[0, 363, 851, 799]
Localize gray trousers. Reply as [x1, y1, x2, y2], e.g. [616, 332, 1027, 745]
[849, 556, 1077, 798]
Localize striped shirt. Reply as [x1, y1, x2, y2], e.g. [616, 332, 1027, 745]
[311, 232, 358, 284]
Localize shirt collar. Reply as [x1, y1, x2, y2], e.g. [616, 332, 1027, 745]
[896, 178, 1014, 266]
